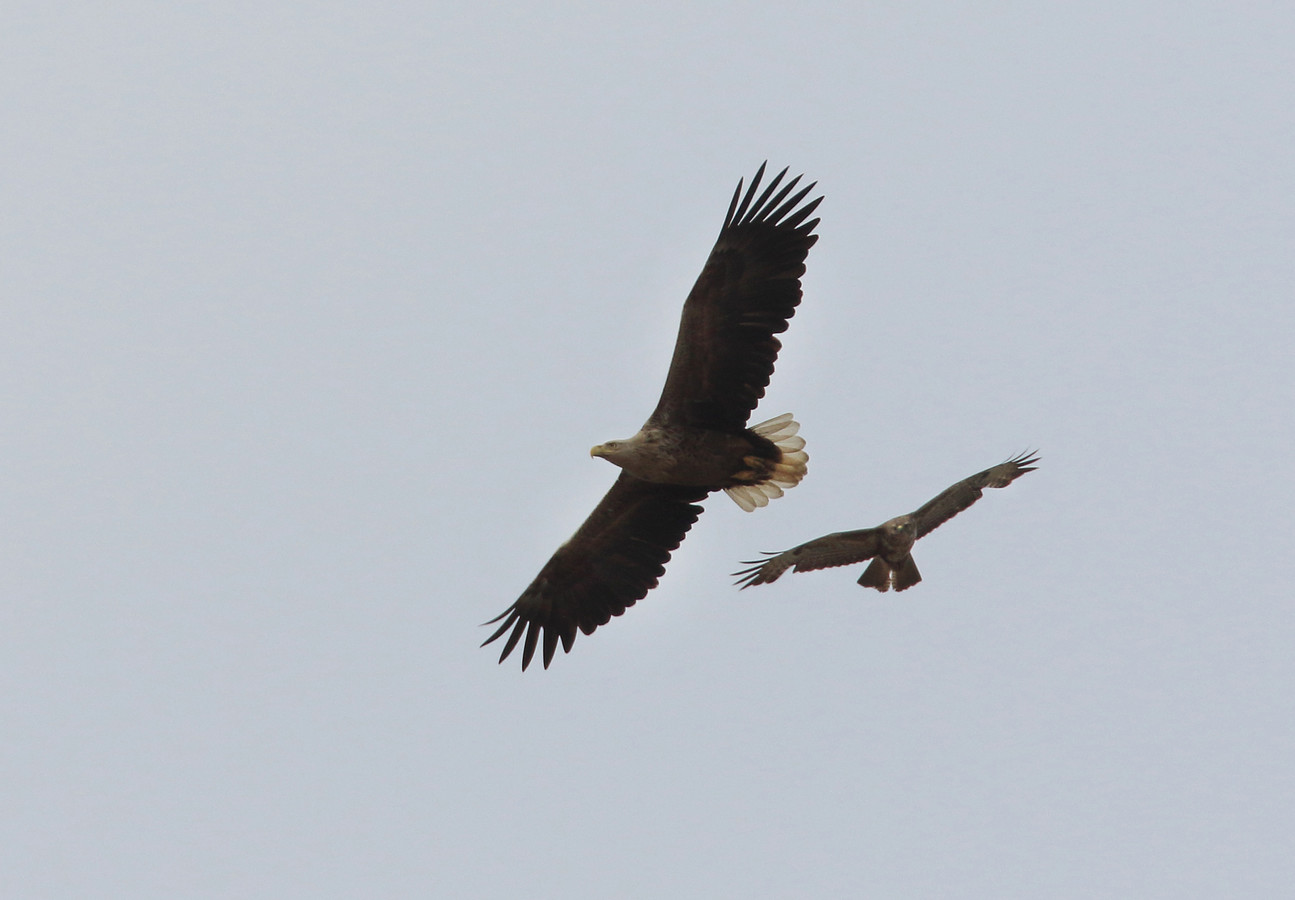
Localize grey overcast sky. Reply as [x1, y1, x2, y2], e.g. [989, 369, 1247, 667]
[3, 2, 1293, 897]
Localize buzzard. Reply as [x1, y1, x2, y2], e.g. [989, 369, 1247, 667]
[484, 164, 822, 669]
[734, 452, 1038, 592]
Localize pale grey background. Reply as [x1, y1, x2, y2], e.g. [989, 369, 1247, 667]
[3, 2, 1293, 897]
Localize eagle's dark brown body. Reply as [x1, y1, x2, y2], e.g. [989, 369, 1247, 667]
[592, 423, 777, 486]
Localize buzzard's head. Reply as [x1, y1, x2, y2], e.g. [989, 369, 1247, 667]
[882, 517, 912, 535]
[879, 515, 918, 554]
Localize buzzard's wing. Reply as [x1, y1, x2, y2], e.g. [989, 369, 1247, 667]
[483, 473, 707, 670]
[910, 451, 1039, 539]
[733, 528, 884, 588]
[650, 163, 822, 431]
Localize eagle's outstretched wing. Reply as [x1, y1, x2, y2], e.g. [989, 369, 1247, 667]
[483, 474, 707, 670]
[733, 528, 885, 588]
[650, 163, 822, 431]
[911, 451, 1039, 539]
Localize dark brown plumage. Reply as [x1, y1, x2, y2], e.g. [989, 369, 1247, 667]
[734, 452, 1038, 592]
[484, 165, 822, 670]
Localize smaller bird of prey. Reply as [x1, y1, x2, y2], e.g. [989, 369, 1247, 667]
[733, 452, 1038, 592]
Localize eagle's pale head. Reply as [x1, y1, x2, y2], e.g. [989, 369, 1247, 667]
[591, 429, 663, 475]
[590, 440, 626, 463]
[591, 435, 647, 467]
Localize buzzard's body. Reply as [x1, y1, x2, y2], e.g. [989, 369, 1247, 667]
[484, 165, 821, 669]
[735, 453, 1038, 592]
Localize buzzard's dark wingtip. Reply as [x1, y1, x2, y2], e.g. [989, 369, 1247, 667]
[1008, 450, 1041, 473]
[732, 554, 781, 588]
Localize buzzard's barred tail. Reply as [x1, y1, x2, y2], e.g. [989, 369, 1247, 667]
[724, 413, 809, 512]
[857, 558, 892, 592]
[892, 555, 922, 592]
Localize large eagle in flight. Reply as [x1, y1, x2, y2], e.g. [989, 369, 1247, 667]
[484, 164, 822, 670]
[734, 452, 1038, 592]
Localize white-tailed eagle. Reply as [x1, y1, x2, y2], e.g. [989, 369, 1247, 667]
[734, 453, 1038, 592]
[484, 164, 822, 669]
